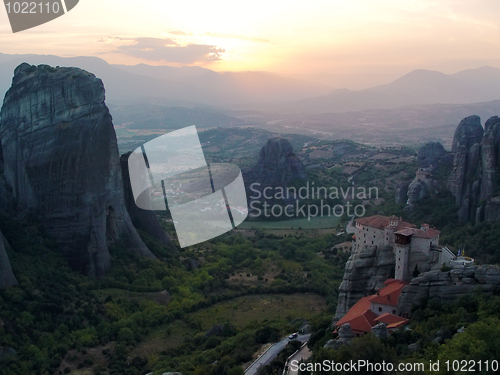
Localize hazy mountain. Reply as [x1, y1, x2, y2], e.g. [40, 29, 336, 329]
[284, 67, 500, 113]
[177, 70, 332, 103]
[0, 53, 203, 106]
[113, 63, 211, 81]
[0, 53, 330, 108]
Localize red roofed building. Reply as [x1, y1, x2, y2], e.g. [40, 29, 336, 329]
[336, 296, 378, 336]
[354, 215, 445, 281]
[336, 278, 409, 336]
[370, 279, 408, 316]
[374, 313, 410, 331]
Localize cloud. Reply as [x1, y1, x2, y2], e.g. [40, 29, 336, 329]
[111, 37, 224, 63]
[204, 32, 271, 44]
[168, 30, 193, 36]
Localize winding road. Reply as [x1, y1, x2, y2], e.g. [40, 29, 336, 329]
[245, 334, 310, 375]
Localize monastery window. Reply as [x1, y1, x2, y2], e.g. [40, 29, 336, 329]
[378, 307, 382, 312]
[392, 310, 397, 314]
[372, 241, 374, 244]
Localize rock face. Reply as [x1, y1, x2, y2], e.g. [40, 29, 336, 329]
[407, 180, 429, 205]
[417, 142, 451, 168]
[0, 230, 17, 289]
[0, 63, 155, 276]
[395, 182, 409, 205]
[243, 137, 307, 203]
[398, 265, 500, 314]
[336, 245, 395, 317]
[120, 153, 177, 253]
[447, 115, 500, 222]
[371, 322, 388, 339]
[397, 142, 451, 208]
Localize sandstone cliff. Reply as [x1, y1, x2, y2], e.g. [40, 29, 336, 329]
[447, 115, 500, 222]
[120, 153, 177, 254]
[398, 265, 500, 313]
[243, 137, 307, 203]
[335, 245, 395, 318]
[0, 63, 155, 277]
[0, 229, 17, 289]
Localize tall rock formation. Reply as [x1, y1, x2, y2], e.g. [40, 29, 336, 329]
[447, 115, 500, 222]
[336, 245, 395, 318]
[243, 137, 307, 203]
[120, 153, 177, 254]
[417, 142, 451, 168]
[0, 230, 17, 289]
[0, 63, 155, 277]
[396, 142, 451, 208]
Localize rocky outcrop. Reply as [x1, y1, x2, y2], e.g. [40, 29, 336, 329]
[451, 116, 484, 153]
[324, 323, 354, 349]
[336, 245, 395, 317]
[397, 142, 451, 208]
[0, 230, 17, 289]
[417, 142, 451, 168]
[407, 180, 429, 206]
[120, 153, 177, 254]
[243, 138, 307, 203]
[447, 115, 500, 223]
[395, 182, 409, 205]
[0, 63, 155, 277]
[0, 346, 17, 361]
[371, 322, 388, 339]
[398, 265, 500, 314]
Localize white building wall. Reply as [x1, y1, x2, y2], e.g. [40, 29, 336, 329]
[371, 302, 399, 316]
[356, 224, 385, 250]
[395, 244, 410, 281]
[410, 237, 431, 254]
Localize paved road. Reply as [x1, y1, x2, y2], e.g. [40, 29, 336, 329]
[286, 345, 312, 375]
[245, 334, 310, 375]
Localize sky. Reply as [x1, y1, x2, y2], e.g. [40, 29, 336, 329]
[1, 0, 500, 87]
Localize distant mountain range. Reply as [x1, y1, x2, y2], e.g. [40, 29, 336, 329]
[284, 67, 500, 113]
[1, 52, 500, 115]
[0, 53, 331, 108]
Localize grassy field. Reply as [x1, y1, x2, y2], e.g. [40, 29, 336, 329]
[130, 293, 327, 359]
[191, 293, 326, 330]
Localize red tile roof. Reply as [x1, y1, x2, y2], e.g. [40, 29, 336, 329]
[336, 279, 410, 335]
[394, 227, 440, 239]
[374, 313, 410, 327]
[370, 279, 408, 307]
[336, 296, 378, 334]
[356, 215, 415, 230]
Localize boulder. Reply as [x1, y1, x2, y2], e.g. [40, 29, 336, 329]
[0, 346, 17, 361]
[371, 322, 388, 339]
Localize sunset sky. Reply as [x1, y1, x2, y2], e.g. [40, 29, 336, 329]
[1, 0, 500, 85]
